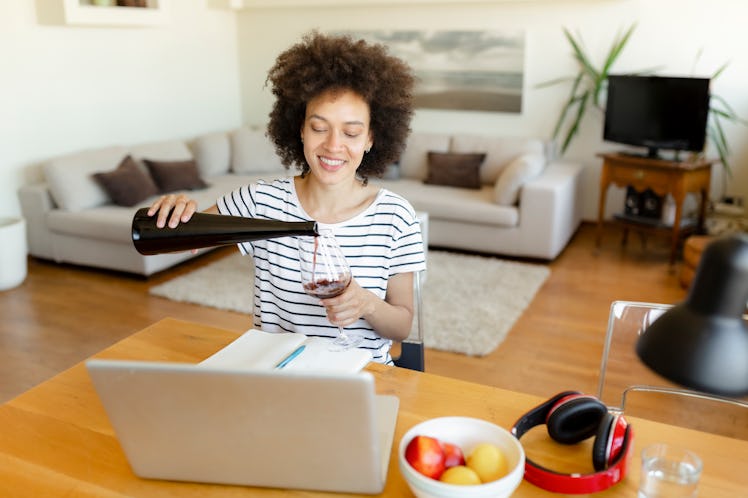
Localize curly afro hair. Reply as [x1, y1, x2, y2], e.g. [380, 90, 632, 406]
[265, 31, 415, 182]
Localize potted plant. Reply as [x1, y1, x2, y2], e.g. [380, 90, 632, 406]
[699, 59, 748, 187]
[538, 24, 637, 155]
[543, 26, 746, 186]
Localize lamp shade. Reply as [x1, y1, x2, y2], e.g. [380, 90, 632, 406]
[636, 233, 748, 396]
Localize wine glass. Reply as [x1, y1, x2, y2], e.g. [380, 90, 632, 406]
[298, 231, 362, 350]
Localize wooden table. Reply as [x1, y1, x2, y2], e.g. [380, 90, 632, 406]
[596, 153, 713, 265]
[1, 318, 746, 497]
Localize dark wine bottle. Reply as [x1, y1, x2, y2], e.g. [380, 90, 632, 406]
[131, 208, 318, 255]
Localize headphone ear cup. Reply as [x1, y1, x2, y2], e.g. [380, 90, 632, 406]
[547, 396, 608, 445]
[592, 413, 615, 471]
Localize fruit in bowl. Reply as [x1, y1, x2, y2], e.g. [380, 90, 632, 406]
[440, 465, 481, 485]
[399, 417, 525, 498]
[467, 442, 508, 482]
[404, 436, 507, 484]
[404, 435, 447, 479]
[442, 441, 466, 468]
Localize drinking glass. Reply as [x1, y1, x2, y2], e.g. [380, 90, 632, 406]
[638, 443, 702, 498]
[298, 231, 362, 350]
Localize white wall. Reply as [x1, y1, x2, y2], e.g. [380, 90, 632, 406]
[4, 1, 746, 223]
[235, 0, 748, 221]
[0, 1, 242, 218]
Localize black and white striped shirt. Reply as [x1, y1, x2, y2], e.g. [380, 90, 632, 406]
[216, 177, 426, 364]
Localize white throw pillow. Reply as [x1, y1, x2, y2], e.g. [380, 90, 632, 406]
[452, 135, 545, 185]
[190, 132, 231, 178]
[44, 146, 129, 211]
[129, 140, 193, 164]
[230, 127, 285, 174]
[493, 153, 546, 206]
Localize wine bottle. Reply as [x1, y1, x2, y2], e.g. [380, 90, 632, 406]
[131, 208, 318, 255]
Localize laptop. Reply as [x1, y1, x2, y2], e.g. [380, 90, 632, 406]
[86, 359, 399, 494]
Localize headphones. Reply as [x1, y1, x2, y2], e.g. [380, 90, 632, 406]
[511, 391, 633, 494]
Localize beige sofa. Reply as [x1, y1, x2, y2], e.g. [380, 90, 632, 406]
[18, 128, 289, 276]
[375, 132, 583, 260]
[18, 129, 582, 276]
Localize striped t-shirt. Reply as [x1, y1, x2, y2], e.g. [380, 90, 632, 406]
[216, 177, 426, 364]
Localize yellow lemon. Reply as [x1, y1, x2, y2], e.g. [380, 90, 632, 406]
[466, 443, 508, 483]
[439, 465, 482, 485]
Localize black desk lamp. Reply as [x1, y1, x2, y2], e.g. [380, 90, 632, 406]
[636, 233, 748, 396]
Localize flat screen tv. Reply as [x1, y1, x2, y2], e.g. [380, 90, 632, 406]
[603, 75, 711, 158]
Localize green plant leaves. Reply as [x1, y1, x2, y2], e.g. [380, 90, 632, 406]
[544, 25, 745, 179]
[706, 64, 748, 178]
[544, 24, 636, 155]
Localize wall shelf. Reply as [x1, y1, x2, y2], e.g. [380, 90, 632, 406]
[63, 0, 169, 26]
[227, 0, 552, 8]
[211, 0, 617, 9]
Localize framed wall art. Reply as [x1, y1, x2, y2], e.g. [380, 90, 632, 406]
[341, 30, 525, 113]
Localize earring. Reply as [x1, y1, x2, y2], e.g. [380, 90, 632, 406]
[365, 147, 371, 153]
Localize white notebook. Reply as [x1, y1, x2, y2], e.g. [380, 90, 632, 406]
[199, 329, 372, 373]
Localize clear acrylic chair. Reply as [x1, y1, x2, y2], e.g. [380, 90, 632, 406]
[597, 300, 748, 440]
[393, 270, 425, 371]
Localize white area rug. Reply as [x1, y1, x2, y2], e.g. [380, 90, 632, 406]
[150, 250, 550, 357]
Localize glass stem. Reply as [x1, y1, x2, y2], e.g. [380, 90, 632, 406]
[337, 326, 348, 340]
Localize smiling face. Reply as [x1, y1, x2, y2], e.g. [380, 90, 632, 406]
[301, 88, 373, 186]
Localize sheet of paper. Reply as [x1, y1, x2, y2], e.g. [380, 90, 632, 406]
[199, 330, 306, 370]
[199, 330, 372, 373]
[282, 337, 372, 373]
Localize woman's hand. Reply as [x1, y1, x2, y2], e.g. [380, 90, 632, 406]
[319, 279, 376, 329]
[147, 194, 199, 228]
[320, 272, 415, 342]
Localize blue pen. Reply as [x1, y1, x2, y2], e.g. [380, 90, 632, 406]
[275, 345, 306, 369]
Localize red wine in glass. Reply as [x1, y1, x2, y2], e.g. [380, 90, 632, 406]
[302, 277, 351, 299]
[298, 231, 361, 350]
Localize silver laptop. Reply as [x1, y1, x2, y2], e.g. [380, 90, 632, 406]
[86, 359, 399, 494]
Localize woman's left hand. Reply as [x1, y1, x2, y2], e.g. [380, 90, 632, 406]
[319, 279, 375, 328]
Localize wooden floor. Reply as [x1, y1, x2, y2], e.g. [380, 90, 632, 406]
[2, 222, 744, 437]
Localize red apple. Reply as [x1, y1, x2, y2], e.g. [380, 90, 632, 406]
[404, 435, 446, 479]
[441, 441, 466, 468]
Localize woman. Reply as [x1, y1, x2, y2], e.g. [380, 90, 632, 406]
[148, 32, 425, 364]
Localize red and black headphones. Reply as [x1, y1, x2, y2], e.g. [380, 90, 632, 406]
[511, 391, 633, 494]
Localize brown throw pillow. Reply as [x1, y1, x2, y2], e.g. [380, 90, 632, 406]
[423, 152, 486, 189]
[93, 155, 159, 207]
[143, 158, 208, 193]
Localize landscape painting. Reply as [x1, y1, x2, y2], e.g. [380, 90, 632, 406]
[340, 30, 525, 113]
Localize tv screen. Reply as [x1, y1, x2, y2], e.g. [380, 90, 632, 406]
[603, 75, 710, 158]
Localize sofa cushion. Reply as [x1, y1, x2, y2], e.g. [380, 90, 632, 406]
[45, 181, 241, 244]
[451, 135, 545, 185]
[44, 146, 129, 211]
[398, 132, 451, 181]
[493, 153, 546, 206]
[128, 140, 193, 166]
[424, 152, 485, 189]
[47, 205, 141, 244]
[230, 127, 286, 174]
[93, 155, 160, 207]
[381, 163, 400, 180]
[190, 132, 231, 177]
[143, 158, 208, 193]
[377, 179, 519, 227]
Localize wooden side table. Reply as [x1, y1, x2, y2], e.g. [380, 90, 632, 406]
[596, 153, 713, 265]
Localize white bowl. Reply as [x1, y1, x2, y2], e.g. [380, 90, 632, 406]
[398, 417, 525, 498]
